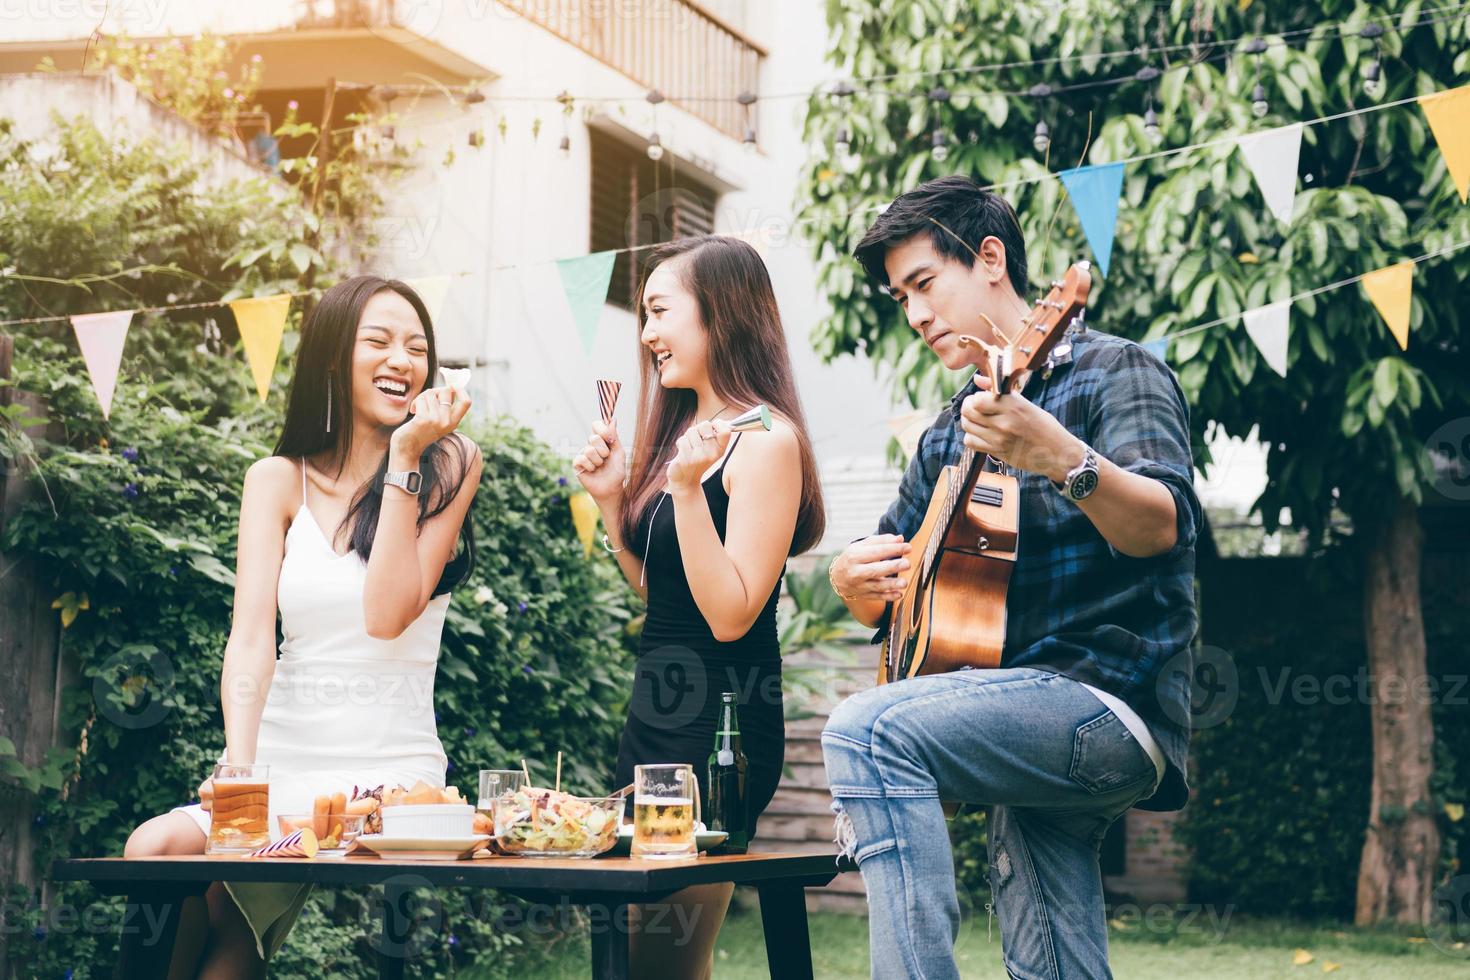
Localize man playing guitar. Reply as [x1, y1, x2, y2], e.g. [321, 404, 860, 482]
[823, 175, 1200, 980]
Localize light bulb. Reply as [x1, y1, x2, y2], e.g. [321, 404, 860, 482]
[1251, 83, 1268, 119]
[1032, 120, 1051, 154]
[930, 129, 949, 163]
[647, 133, 664, 161]
[840, 148, 863, 175]
[1143, 107, 1162, 144]
[1363, 60, 1383, 98]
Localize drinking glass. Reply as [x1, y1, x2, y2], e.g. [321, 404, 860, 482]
[478, 769, 528, 829]
[631, 764, 700, 860]
[207, 763, 270, 855]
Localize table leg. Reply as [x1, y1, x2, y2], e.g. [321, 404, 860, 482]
[115, 884, 195, 980]
[376, 879, 411, 980]
[588, 900, 630, 980]
[758, 882, 814, 980]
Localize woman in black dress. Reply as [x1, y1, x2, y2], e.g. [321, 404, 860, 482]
[573, 235, 824, 978]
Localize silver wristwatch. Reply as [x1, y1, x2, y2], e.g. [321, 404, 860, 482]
[1056, 445, 1100, 501]
[383, 470, 422, 495]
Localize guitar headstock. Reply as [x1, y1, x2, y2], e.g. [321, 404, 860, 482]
[961, 261, 1092, 394]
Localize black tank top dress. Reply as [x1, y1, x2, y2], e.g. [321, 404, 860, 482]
[612, 434, 786, 839]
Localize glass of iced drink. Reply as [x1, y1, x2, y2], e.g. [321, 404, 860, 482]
[206, 763, 270, 855]
[631, 764, 699, 860]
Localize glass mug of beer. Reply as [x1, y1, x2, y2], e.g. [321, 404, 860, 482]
[206, 763, 270, 855]
[631, 763, 700, 860]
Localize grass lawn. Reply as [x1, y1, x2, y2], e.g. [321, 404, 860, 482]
[483, 901, 1470, 979]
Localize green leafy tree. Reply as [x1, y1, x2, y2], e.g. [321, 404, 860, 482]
[0, 116, 639, 977]
[797, 0, 1469, 924]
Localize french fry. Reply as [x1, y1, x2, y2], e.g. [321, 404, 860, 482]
[346, 796, 378, 816]
[313, 794, 330, 839]
[330, 791, 346, 815]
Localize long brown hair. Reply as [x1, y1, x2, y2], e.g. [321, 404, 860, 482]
[619, 236, 825, 554]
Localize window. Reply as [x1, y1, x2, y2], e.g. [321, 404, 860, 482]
[590, 129, 719, 310]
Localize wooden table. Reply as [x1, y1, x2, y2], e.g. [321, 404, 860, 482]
[50, 850, 853, 979]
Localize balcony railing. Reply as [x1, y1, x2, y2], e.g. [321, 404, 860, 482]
[499, 0, 765, 142]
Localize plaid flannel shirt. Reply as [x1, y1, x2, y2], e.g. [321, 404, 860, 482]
[873, 329, 1200, 811]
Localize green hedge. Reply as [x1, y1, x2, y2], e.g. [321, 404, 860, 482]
[1, 331, 640, 978]
[1180, 554, 1469, 919]
[946, 550, 1470, 921]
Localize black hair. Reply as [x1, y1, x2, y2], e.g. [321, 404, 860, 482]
[272, 275, 476, 596]
[853, 175, 1029, 298]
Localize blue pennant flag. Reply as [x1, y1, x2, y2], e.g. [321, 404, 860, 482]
[1058, 162, 1126, 276]
[1142, 338, 1168, 363]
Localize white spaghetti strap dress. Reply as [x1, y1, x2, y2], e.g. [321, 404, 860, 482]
[171, 458, 452, 960]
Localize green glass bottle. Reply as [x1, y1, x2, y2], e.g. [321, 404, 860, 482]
[706, 692, 749, 854]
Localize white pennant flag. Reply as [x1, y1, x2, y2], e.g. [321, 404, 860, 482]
[1236, 123, 1303, 226]
[1242, 301, 1291, 377]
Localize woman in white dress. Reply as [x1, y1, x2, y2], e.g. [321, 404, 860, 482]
[123, 275, 482, 978]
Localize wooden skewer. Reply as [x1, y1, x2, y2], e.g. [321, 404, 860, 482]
[555, 751, 563, 793]
[521, 758, 532, 787]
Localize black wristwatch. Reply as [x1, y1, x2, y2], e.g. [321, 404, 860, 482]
[1055, 445, 1100, 501]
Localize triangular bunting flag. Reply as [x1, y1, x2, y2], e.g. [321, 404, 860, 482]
[1241, 301, 1291, 377]
[555, 251, 617, 354]
[1058, 162, 1126, 275]
[886, 408, 934, 460]
[229, 295, 293, 402]
[403, 275, 451, 326]
[1142, 339, 1169, 364]
[568, 491, 601, 557]
[69, 310, 134, 419]
[1236, 123, 1303, 225]
[1361, 261, 1414, 350]
[1417, 85, 1470, 203]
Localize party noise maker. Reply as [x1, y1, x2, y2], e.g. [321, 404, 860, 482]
[729, 404, 773, 433]
[596, 379, 622, 426]
[248, 827, 319, 859]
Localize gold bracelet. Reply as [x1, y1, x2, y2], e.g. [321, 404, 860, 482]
[828, 553, 860, 602]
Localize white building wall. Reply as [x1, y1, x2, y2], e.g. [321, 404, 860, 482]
[374, 1, 904, 552]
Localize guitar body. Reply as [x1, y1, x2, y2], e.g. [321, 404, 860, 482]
[879, 469, 1018, 684]
[873, 261, 1092, 687]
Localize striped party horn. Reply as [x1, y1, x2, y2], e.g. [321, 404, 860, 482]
[249, 827, 319, 859]
[729, 404, 772, 433]
[596, 380, 622, 425]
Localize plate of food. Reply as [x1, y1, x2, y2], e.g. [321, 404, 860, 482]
[355, 834, 491, 861]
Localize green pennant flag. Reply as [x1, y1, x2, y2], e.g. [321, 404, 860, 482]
[556, 251, 617, 354]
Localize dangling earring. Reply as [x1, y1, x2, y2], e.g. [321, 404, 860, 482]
[325, 370, 333, 434]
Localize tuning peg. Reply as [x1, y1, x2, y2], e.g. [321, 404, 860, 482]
[1067, 310, 1088, 336]
[1050, 341, 1073, 365]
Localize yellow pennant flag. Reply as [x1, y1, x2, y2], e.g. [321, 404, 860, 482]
[403, 275, 451, 325]
[229, 295, 293, 402]
[569, 491, 601, 557]
[1361, 261, 1415, 350]
[1418, 85, 1470, 203]
[886, 408, 935, 460]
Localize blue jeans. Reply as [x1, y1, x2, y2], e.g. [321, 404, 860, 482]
[821, 668, 1160, 980]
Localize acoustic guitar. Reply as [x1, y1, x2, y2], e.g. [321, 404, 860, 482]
[878, 261, 1093, 685]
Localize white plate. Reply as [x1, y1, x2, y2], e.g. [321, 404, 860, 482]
[355, 833, 491, 860]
